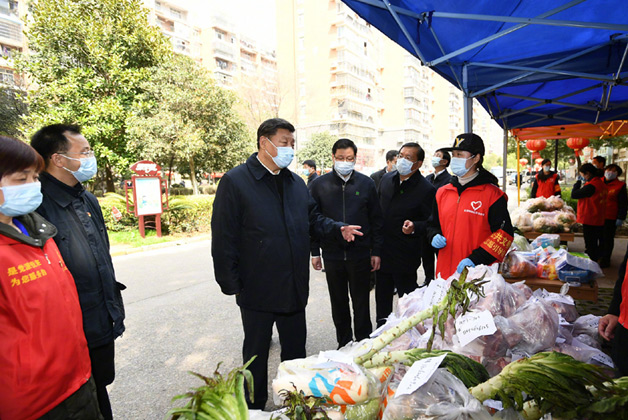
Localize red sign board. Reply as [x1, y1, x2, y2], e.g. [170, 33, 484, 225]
[130, 160, 162, 176]
[111, 205, 122, 221]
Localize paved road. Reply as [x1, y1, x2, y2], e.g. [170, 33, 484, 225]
[108, 240, 384, 419]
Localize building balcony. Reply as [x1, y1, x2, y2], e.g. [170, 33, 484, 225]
[0, 16, 22, 47]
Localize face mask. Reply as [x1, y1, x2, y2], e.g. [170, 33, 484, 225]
[605, 171, 617, 181]
[334, 161, 355, 176]
[543, 166, 551, 172]
[302, 168, 310, 176]
[390, 164, 397, 172]
[264, 138, 294, 169]
[0, 182, 43, 217]
[396, 157, 415, 176]
[431, 156, 442, 168]
[450, 156, 474, 177]
[63, 155, 97, 182]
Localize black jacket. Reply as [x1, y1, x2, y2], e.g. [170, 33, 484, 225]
[307, 171, 318, 186]
[309, 169, 384, 261]
[211, 153, 344, 313]
[379, 170, 436, 273]
[37, 172, 125, 348]
[370, 167, 387, 191]
[427, 169, 514, 266]
[425, 170, 452, 190]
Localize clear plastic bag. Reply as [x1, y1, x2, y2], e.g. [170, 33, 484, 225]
[511, 234, 531, 252]
[530, 233, 560, 249]
[572, 314, 600, 338]
[383, 368, 492, 420]
[503, 297, 559, 354]
[501, 251, 537, 279]
[470, 275, 527, 318]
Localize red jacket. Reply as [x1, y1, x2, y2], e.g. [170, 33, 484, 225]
[605, 178, 627, 220]
[435, 182, 513, 279]
[0, 214, 91, 420]
[534, 173, 560, 198]
[576, 177, 607, 226]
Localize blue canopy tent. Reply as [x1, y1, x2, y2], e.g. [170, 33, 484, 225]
[340, 0, 628, 189]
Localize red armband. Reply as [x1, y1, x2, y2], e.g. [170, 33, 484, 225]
[480, 229, 513, 262]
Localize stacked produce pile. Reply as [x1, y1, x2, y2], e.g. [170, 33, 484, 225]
[511, 197, 576, 233]
[267, 267, 626, 420]
[500, 233, 603, 283]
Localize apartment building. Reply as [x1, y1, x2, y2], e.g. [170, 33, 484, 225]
[0, 0, 23, 86]
[276, 0, 502, 172]
[143, 0, 201, 59]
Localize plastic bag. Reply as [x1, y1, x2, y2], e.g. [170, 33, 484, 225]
[554, 211, 576, 232]
[530, 233, 560, 249]
[383, 368, 492, 420]
[501, 251, 537, 278]
[504, 297, 559, 354]
[536, 248, 559, 280]
[572, 314, 600, 339]
[511, 208, 533, 232]
[555, 338, 614, 368]
[545, 196, 565, 211]
[510, 234, 531, 252]
[272, 352, 380, 406]
[470, 275, 527, 317]
[551, 249, 604, 279]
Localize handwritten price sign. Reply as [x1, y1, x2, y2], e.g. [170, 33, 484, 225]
[455, 310, 497, 347]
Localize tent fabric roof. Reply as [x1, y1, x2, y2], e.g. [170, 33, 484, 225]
[341, 0, 628, 131]
[511, 120, 628, 140]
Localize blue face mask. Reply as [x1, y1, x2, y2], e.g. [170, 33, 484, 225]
[431, 156, 442, 168]
[63, 155, 97, 182]
[450, 156, 474, 177]
[0, 181, 43, 217]
[302, 168, 310, 176]
[265, 138, 294, 169]
[396, 157, 416, 176]
[334, 161, 355, 176]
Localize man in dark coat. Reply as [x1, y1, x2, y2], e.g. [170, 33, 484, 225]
[370, 150, 398, 191]
[31, 124, 125, 420]
[211, 118, 362, 409]
[377, 142, 436, 326]
[309, 138, 384, 348]
[422, 149, 452, 285]
[302, 159, 318, 186]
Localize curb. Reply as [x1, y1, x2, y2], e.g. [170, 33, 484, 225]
[110, 234, 211, 257]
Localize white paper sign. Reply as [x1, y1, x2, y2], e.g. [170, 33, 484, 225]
[455, 310, 497, 347]
[483, 399, 504, 411]
[591, 352, 614, 368]
[422, 279, 448, 308]
[546, 292, 575, 306]
[395, 354, 447, 398]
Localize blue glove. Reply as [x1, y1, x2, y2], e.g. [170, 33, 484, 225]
[457, 258, 475, 273]
[431, 234, 447, 249]
[617, 219, 624, 227]
[577, 175, 585, 183]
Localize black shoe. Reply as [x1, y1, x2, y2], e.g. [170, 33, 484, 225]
[599, 260, 610, 268]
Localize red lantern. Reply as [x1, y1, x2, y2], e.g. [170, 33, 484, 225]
[567, 137, 589, 156]
[531, 151, 541, 160]
[519, 158, 528, 166]
[526, 139, 547, 152]
[535, 158, 544, 165]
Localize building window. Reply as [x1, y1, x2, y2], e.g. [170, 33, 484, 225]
[0, 68, 15, 85]
[297, 12, 304, 27]
[298, 36, 305, 50]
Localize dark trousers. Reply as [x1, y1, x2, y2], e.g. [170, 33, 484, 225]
[583, 224, 604, 262]
[38, 377, 103, 420]
[240, 307, 306, 410]
[323, 257, 373, 347]
[89, 341, 115, 420]
[375, 271, 418, 327]
[612, 322, 628, 377]
[600, 219, 618, 265]
[421, 236, 435, 284]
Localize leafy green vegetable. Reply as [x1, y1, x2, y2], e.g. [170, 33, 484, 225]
[274, 386, 330, 420]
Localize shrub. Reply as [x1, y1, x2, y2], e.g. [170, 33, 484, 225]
[169, 187, 194, 196]
[98, 193, 214, 234]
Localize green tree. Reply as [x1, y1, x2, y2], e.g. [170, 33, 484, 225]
[127, 55, 252, 194]
[0, 84, 27, 137]
[18, 0, 171, 191]
[297, 132, 337, 172]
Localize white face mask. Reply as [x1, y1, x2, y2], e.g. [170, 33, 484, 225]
[543, 166, 551, 172]
[334, 161, 355, 176]
[431, 156, 442, 168]
[396, 157, 416, 176]
[605, 171, 618, 181]
[450, 156, 474, 177]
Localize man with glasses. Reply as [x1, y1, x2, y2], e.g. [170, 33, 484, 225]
[376, 142, 435, 326]
[309, 138, 384, 348]
[31, 124, 125, 420]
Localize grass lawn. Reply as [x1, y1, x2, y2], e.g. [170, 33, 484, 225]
[108, 230, 193, 248]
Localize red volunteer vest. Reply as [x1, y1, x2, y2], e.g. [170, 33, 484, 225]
[435, 183, 512, 279]
[576, 177, 607, 226]
[0, 235, 91, 420]
[620, 267, 628, 328]
[535, 173, 559, 198]
[605, 178, 626, 220]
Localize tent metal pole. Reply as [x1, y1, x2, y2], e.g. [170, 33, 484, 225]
[381, 0, 427, 63]
[554, 140, 559, 172]
[467, 61, 615, 82]
[497, 93, 599, 111]
[429, 11, 628, 32]
[502, 128, 508, 192]
[463, 65, 473, 132]
[471, 42, 612, 97]
[428, 26, 464, 91]
[517, 139, 521, 205]
[428, 0, 585, 67]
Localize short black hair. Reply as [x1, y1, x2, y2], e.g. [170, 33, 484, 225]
[436, 148, 451, 167]
[579, 163, 597, 177]
[256, 118, 295, 148]
[385, 150, 398, 162]
[333, 138, 357, 155]
[606, 163, 623, 177]
[399, 142, 425, 163]
[30, 124, 82, 165]
[302, 159, 316, 169]
[593, 155, 606, 166]
[0, 136, 45, 179]
[541, 158, 551, 166]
